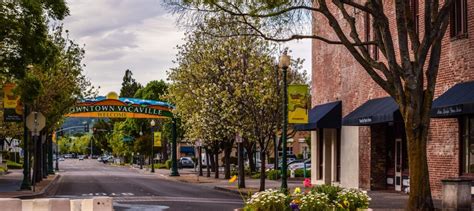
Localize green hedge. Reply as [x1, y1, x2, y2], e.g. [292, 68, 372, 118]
[294, 169, 311, 178]
[165, 160, 172, 169]
[153, 163, 168, 169]
[0, 166, 7, 173]
[6, 160, 22, 169]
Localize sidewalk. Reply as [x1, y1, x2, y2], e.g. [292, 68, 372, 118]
[128, 166, 424, 210]
[0, 169, 60, 198]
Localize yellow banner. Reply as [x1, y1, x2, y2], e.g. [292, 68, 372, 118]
[288, 84, 309, 124]
[3, 83, 19, 109]
[154, 132, 162, 147]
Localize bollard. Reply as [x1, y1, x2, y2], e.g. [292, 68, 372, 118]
[22, 199, 34, 211]
[0, 198, 22, 211]
[70, 199, 82, 211]
[442, 178, 471, 211]
[33, 199, 51, 211]
[49, 198, 70, 211]
[82, 197, 113, 211]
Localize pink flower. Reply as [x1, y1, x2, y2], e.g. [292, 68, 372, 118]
[303, 178, 312, 188]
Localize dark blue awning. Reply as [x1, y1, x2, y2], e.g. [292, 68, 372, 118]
[293, 101, 341, 131]
[431, 81, 474, 118]
[342, 97, 400, 126]
[180, 146, 195, 153]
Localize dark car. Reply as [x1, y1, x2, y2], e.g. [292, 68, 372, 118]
[178, 157, 195, 168]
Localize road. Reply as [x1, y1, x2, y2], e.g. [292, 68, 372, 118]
[48, 159, 243, 211]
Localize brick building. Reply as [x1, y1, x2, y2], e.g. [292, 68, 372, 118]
[299, 0, 473, 198]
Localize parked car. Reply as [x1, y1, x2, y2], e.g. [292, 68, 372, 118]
[78, 155, 85, 160]
[288, 159, 311, 171]
[58, 157, 65, 161]
[178, 157, 195, 168]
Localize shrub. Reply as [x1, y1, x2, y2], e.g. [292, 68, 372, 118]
[244, 189, 290, 211]
[294, 169, 311, 178]
[298, 192, 330, 211]
[0, 166, 7, 173]
[311, 184, 343, 202]
[296, 154, 303, 159]
[250, 173, 260, 179]
[335, 188, 371, 210]
[165, 160, 172, 169]
[266, 169, 280, 180]
[153, 163, 168, 169]
[6, 160, 22, 169]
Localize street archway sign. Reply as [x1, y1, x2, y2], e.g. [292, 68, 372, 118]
[66, 92, 174, 119]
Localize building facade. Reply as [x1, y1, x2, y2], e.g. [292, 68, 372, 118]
[306, 0, 473, 198]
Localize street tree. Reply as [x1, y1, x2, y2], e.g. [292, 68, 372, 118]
[168, 18, 307, 185]
[120, 69, 142, 98]
[0, 0, 68, 78]
[166, 0, 454, 209]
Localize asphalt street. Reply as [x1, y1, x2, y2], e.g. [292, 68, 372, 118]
[48, 159, 243, 211]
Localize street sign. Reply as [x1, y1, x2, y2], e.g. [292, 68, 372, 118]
[26, 112, 46, 136]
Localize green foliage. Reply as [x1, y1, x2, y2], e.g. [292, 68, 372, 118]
[244, 189, 290, 211]
[266, 169, 280, 180]
[154, 163, 168, 169]
[298, 192, 331, 211]
[311, 184, 343, 203]
[0, 166, 7, 173]
[335, 189, 371, 210]
[250, 172, 260, 179]
[294, 169, 310, 178]
[165, 159, 172, 169]
[120, 69, 142, 98]
[296, 154, 303, 159]
[6, 160, 22, 169]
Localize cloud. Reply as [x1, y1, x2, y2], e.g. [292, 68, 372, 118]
[63, 0, 311, 95]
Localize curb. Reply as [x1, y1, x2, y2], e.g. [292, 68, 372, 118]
[17, 174, 61, 199]
[214, 186, 247, 195]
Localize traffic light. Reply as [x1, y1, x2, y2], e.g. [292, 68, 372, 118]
[84, 124, 89, 133]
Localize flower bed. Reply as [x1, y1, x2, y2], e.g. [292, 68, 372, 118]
[244, 179, 370, 211]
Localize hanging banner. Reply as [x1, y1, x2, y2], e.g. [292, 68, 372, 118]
[153, 132, 162, 147]
[3, 83, 23, 122]
[288, 84, 309, 124]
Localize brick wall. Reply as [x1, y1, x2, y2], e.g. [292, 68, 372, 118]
[312, 0, 474, 198]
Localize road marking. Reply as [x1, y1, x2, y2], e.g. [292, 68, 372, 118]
[114, 196, 242, 204]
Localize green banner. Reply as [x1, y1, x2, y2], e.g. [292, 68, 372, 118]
[288, 85, 309, 124]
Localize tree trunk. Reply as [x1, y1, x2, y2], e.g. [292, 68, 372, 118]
[205, 149, 211, 177]
[209, 152, 216, 172]
[405, 110, 433, 210]
[259, 149, 266, 191]
[162, 139, 168, 161]
[245, 142, 256, 173]
[224, 144, 232, 179]
[214, 148, 219, 179]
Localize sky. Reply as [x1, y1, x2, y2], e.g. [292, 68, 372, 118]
[63, 0, 311, 96]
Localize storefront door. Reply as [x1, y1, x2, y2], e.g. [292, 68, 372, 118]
[395, 138, 402, 191]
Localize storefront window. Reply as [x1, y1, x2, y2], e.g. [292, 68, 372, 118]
[462, 116, 474, 174]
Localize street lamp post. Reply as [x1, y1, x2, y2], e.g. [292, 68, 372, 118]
[20, 105, 31, 190]
[150, 120, 156, 173]
[279, 50, 291, 192]
[139, 131, 143, 169]
[170, 118, 180, 176]
[236, 133, 245, 188]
